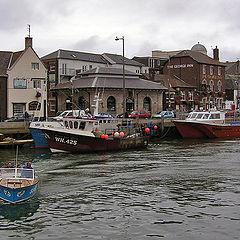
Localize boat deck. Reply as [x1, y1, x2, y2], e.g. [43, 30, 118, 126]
[0, 178, 38, 189]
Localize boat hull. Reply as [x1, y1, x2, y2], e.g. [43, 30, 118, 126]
[194, 122, 240, 138]
[174, 120, 207, 138]
[43, 129, 148, 153]
[30, 128, 49, 148]
[174, 120, 240, 139]
[0, 182, 38, 204]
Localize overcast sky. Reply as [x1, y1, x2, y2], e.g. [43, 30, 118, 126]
[1, 0, 240, 62]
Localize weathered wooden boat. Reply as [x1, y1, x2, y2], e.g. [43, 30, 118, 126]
[41, 117, 149, 153]
[0, 168, 39, 204]
[174, 110, 240, 139]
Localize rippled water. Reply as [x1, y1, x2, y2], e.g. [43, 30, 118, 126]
[0, 138, 239, 240]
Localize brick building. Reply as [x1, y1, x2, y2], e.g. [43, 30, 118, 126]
[163, 44, 226, 110]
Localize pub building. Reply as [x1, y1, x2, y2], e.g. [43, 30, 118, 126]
[163, 43, 226, 111]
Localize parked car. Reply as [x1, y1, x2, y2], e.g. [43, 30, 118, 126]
[225, 109, 240, 117]
[4, 113, 33, 122]
[128, 110, 151, 119]
[152, 110, 175, 119]
[94, 113, 115, 119]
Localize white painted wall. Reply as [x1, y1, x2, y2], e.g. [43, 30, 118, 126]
[7, 47, 46, 118]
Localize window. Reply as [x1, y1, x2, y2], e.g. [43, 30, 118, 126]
[13, 103, 26, 116]
[188, 91, 193, 101]
[33, 79, 41, 89]
[217, 81, 222, 91]
[78, 96, 86, 110]
[209, 80, 214, 91]
[149, 58, 155, 68]
[143, 97, 151, 111]
[49, 74, 55, 82]
[180, 91, 185, 100]
[218, 67, 222, 76]
[82, 66, 87, 72]
[203, 65, 207, 74]
[89, 65, 93, 70]
[49, 100, 56, 112]
[32, 62, 39, 70]
[210, 66, 214, 75]
[49, 64, 55, 72]
[62, 63, 67, 74]
[107, 96, 116, 111]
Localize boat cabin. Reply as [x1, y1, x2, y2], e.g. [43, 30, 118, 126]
[186, 111, 225, 123]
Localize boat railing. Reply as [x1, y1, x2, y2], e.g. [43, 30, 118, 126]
[0, 168, 35, 180]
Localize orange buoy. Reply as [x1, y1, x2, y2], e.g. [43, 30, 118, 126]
[145, 128, 150, 133]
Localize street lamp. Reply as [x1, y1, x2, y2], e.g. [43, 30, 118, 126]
[115, 36, 126, 117]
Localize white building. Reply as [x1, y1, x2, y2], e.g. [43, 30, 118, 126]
[2, 37, 46, 118]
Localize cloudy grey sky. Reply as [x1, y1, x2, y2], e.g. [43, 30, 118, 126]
[1, 0, 240, 61]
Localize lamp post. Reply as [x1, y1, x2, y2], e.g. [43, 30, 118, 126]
[115, 36, 126, 117]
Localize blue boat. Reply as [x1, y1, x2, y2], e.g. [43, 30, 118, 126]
[0, 168, 39, 204]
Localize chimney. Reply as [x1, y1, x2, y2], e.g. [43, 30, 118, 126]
[213, 46, 219, 61]
[25, 37, 33, 49]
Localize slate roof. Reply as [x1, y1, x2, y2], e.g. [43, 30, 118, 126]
[41, 49, 107, 63]
[172, 50, 226, 66]
[141, 73, 195, 88]
[52, 67, 166, 91]
[9, 51, 24, 68]
[53, 76, 166, 91]
[225, 75, 239, 90]
[103, 53, 143, 66]
[0, 51, 12, 76]
[78, 66, 140, 77]
[41, 49, 143, 66]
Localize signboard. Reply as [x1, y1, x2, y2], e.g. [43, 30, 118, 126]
[29, 101, 41, 111]
[167, 64, 194, 69]
[14, 78, 27, 89]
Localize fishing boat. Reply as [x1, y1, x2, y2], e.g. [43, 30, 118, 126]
[41, 117, 149, 153]
[0, 148, 39, 204]
[173, 110, 240, 139]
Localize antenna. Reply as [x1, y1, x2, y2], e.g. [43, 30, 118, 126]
[27, 24, 31, 37]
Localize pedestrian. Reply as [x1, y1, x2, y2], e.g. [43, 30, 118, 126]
[7, 162, 13, 168]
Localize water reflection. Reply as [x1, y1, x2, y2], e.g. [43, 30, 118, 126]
[0, 198, 40, 222]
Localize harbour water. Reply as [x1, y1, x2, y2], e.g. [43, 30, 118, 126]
[0, 138, 239, 240]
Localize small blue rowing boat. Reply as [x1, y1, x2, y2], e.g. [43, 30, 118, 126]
[0, 167, 39, 204]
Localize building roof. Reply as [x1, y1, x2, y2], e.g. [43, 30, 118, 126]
[0, 51, 12, 76]
[191, 42, 207, 55]
[152, 50, 182, 59]
[103, 53, 143, 66]
[224, 61, 240, 74]
[172, 50, 225, 66]
[53, 76, 166, 91]
[225, 74, 239, 90]
[41, 49, 107, 64]
[9, 50, 24, 68]
[142, 73, 195, 88]
[52, 67, 166, 91]
[41, 49, 144, 67]
[77, 66, 140, 77]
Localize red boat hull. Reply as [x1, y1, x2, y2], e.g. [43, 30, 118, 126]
[42, 129, 148, 153]
[174, 121, 207, 138]
[174, 120, 240, 139]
